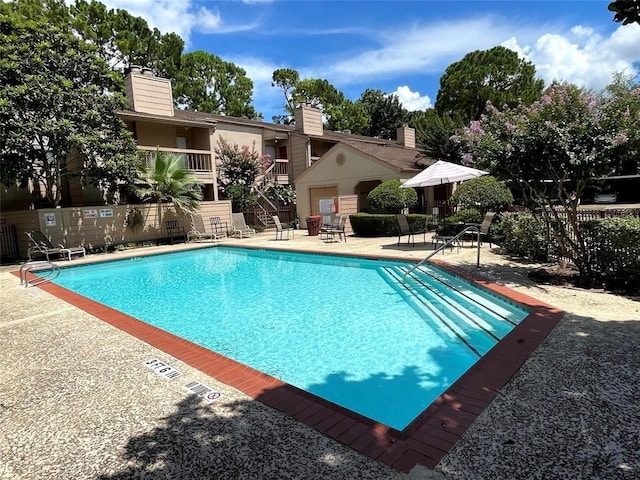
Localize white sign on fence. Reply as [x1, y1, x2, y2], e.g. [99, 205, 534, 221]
[44, 213, 56, 226]
[99, 209, 113, 218]
[83, 209, 98, 219]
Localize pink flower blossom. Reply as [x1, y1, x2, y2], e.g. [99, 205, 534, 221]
[469, 121, 484, 135]
[612, 133, 628, 146]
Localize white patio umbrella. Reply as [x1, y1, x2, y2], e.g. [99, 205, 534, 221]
[401, 160, 488, 188]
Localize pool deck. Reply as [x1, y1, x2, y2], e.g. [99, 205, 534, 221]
[2, 232, 639, 479]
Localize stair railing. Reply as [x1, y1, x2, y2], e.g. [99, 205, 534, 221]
[402, 226, 481, 284]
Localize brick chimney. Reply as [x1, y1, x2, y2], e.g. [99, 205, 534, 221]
[124, 66, 175, 117]
[397, 124, 416, 148]
[294, 103, 323, 136]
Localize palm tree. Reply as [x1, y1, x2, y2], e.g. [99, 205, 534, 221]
[135, 152, 203, 226]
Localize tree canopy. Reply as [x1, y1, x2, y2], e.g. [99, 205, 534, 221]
[414, 109, 464, 162]
[3, 0, 258, 117]
[270, 68, 370, 133]
[609, 0, 640, 24]
[357, 89, 408, 139]
[435, 46, 544, 123]
[0, 16, 138, 206]
[173, 51, 257, 118]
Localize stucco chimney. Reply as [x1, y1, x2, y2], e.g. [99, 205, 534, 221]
[124, 69, 175, 117]
[397, 124, 416, 148]
[294, 103, 323, 136]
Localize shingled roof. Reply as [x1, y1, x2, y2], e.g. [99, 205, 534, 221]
[118, 108, 435, 172]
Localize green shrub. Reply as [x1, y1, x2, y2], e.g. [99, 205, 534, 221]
[581, 216, 640, 292]
[349, 213, 428, 237]
[367, 179, 417, 213]
[446, 208, 483, 224]
[450, 176, 513, 213]
[497, 212, 549, 261]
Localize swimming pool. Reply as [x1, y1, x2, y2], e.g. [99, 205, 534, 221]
[52, 246, 528, 431]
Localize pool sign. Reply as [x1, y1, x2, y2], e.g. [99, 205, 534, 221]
[184, 381, 223, 403]
[144, 358, 182, 379]
[83, 209, 98, 219]
[44, 213, 56, 226]
[99, 208, 113, 218]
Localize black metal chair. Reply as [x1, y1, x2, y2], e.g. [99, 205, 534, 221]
[166, 220, 186, 244]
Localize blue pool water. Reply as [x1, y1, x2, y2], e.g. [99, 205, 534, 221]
[53, 247, 528, 430]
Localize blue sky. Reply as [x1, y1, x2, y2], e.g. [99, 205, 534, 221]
[101, 1, 640, 122]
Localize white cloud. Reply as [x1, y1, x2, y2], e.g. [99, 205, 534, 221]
[509, 23, 640, 92]
[391, 86, 432, 111]
[317, 17, 640, 98]
[231, 57, 286, 119]
[98, 0, 257, 44]
[320, 17, 540, 83]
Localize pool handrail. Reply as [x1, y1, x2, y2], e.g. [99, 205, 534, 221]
[19, 260, 60, 287]
[402, 226, 481, 284]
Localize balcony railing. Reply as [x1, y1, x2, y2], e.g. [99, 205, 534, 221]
[274, 158, 289, 184]
[138, 146, 213, 172]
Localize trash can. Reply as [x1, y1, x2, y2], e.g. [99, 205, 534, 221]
[305, 215, 322, 236]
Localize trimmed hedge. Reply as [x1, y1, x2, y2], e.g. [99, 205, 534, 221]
[581, 216, 640, 292]
[349, 213, 429, 237]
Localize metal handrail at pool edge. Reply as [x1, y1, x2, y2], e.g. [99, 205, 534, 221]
[402, 226, 481, 284]
[19, 260, 60, 287]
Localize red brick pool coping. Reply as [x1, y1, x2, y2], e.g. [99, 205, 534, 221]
[19, 251, 563, 473]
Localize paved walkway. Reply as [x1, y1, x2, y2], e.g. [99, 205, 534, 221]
[1, 231, 639, 479]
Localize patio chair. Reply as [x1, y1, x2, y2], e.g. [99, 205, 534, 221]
[396, 214, 419, 246]
[323, 214, 348, 242]
[166, 219, 186, 244]
[319, 215, 341, 241]
[272, 215, 294, 240]
[469, 211, 497, 247]
[26, 230, 86, 261]
[209, 216, 229, 240]
[231, 213, 256, 239]
[187, 214, 220, 242]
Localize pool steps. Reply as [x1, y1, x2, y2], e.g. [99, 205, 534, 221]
[380, 265, 527, 358]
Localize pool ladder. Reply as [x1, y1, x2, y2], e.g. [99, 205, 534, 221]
[402, 226, 482, 284]
[19, 260, 60, 287]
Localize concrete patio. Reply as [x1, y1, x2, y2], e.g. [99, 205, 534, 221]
[1, 231, 638, 479]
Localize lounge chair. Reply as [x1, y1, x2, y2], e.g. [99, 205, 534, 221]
[165, 219, 186, 244]
[26, 230, 86, 261]
[187, 214, 222, 242]
[396, 214, 419, 246]
[272, 215, 294, 240]
[231, 213, 256, 238]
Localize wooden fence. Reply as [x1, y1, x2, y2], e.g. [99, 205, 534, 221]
[0, 200, 232, 261]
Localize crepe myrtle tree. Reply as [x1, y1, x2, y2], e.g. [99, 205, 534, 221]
[455, 82, 636, 283]
[215, 138, 271, 212]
